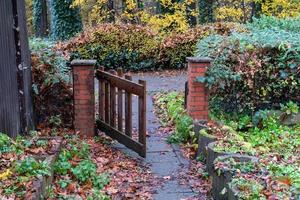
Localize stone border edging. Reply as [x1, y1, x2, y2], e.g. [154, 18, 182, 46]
[211, 154, 258, 200]
[206, 142, 232, 175]
[197, 132, 216, 160]
[30, 137, 62, 200]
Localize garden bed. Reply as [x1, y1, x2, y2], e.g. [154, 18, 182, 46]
[153, 91, 300, 199]
[0, 133, 62, 199]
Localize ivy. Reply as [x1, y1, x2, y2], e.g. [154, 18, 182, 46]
[49, 0, 82, 41]
[33, 0, 42, 35]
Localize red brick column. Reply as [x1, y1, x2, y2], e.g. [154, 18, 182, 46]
[71, 60, 96, 137]
[186, 57, 212, 122]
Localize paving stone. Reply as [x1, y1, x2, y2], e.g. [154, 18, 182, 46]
[146, 151, 178, 163]
[150, 161, 181, 176]
[173, 150, 191, 166]
[147, 140, 172, 152]
[160, 180, 193, 194]
[154, 191, 195, 200]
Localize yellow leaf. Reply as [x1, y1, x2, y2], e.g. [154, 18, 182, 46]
[0, 169, 12, 180]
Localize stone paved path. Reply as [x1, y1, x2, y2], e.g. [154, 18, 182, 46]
[112, 71, 198, 199]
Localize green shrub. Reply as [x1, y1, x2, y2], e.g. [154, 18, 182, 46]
[68, 24, 159, 71]
[62, 23, 242, 71]
[248, 16, 300, 33]
[71, 159, 97, 183]
[15, 157, 50, 177]
[154, 92, 194, 143]
[30, 38, 73, 127]
[50, 0, 82, 40]
[196, 17, 300, 117]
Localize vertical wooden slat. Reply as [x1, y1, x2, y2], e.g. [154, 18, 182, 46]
[117, 68, 123, 131]
[98, 67, 105, 120]
[138, 80, 146, 157]
[104, 82, 110, 124]
[109, 70, 116, 127]
[125, 75, 132, 137]
[0, 1, 21, 137]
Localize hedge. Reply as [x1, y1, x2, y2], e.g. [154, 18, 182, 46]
[195, 16, 300, 117]
[60, 22, 242, 71]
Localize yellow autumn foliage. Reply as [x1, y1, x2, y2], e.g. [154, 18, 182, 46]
[215, 6, 244, 22]
[0, 169, 12, 181]
[72, 0, 195, 33]
[259, 0, 300, 18]
[215, 0, 300, 22]
[72, 0, 111, 26]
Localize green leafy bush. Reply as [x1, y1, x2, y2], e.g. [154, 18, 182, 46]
[0, 133, 12, 153]
[54, 150, 72, 175]
[15, 157, 50, 177]
[196, 16, 300, 117]
[71, 159, 97, 183]
[62, 23, 242, 71]
[248, 16, 300, 33]
[154, 92, 195, 143]
[67, 24, 159, 71]
[30, 38, 73, 127]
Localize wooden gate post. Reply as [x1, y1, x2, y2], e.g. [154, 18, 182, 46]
[71, 60, 96, 137]
[186, 57, 212, 122]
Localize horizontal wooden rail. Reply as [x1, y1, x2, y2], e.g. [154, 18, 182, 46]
[95, 70, 144, 96]
[96, 120, 145, 157]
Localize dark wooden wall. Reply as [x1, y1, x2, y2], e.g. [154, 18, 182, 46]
[0, 0, 34, 137]
[18, 0, 35, 132]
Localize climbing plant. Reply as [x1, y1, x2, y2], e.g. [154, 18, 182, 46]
[50, 0, 82, 41]
[33, 0, 42, 34]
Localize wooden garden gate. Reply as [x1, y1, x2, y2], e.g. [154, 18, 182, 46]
[96, 68, 147, 157]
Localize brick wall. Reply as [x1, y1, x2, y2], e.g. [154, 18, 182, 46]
[71, 60, 96, 137]
[186, 57, 212, 122]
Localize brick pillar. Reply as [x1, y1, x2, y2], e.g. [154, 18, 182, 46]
[71, 60, 96, 137]
[186, 57, 212, 122]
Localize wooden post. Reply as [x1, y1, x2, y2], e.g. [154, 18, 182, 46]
[125, 75, 132, 137]
[71, 60, 96, 137]
[117, 68, 123, 131]
[98, 67, 105, 120]
[138, 80, 146, 157]
[105, 82, 110, 124]
[109, 70, 116, 128]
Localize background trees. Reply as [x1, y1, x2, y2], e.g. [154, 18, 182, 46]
[26, 0, 300, 39]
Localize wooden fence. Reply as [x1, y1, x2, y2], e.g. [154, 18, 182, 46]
[0, 0, 34, 137]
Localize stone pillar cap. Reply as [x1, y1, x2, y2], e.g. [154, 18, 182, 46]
[187, 57, 213, 63]
[71, 59, 97, 66]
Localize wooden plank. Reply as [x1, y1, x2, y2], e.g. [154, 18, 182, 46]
[124, 75, 133, 137]
[96, 70, 144, 96]
[97, 120, 145, 157]
[104, 82, 110, 124]
[98, 67, 105, 120]
[18, 0, 35, 132]
[138, 80, 147, 156]
[117, 68, 123, 131]
[0, 1, 21, 137]
[109, 70, 116, 127]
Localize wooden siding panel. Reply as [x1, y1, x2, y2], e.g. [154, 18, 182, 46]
[0, 0, 21, 137]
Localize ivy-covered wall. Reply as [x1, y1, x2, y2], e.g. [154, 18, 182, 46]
[49, 0, 82, 41]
